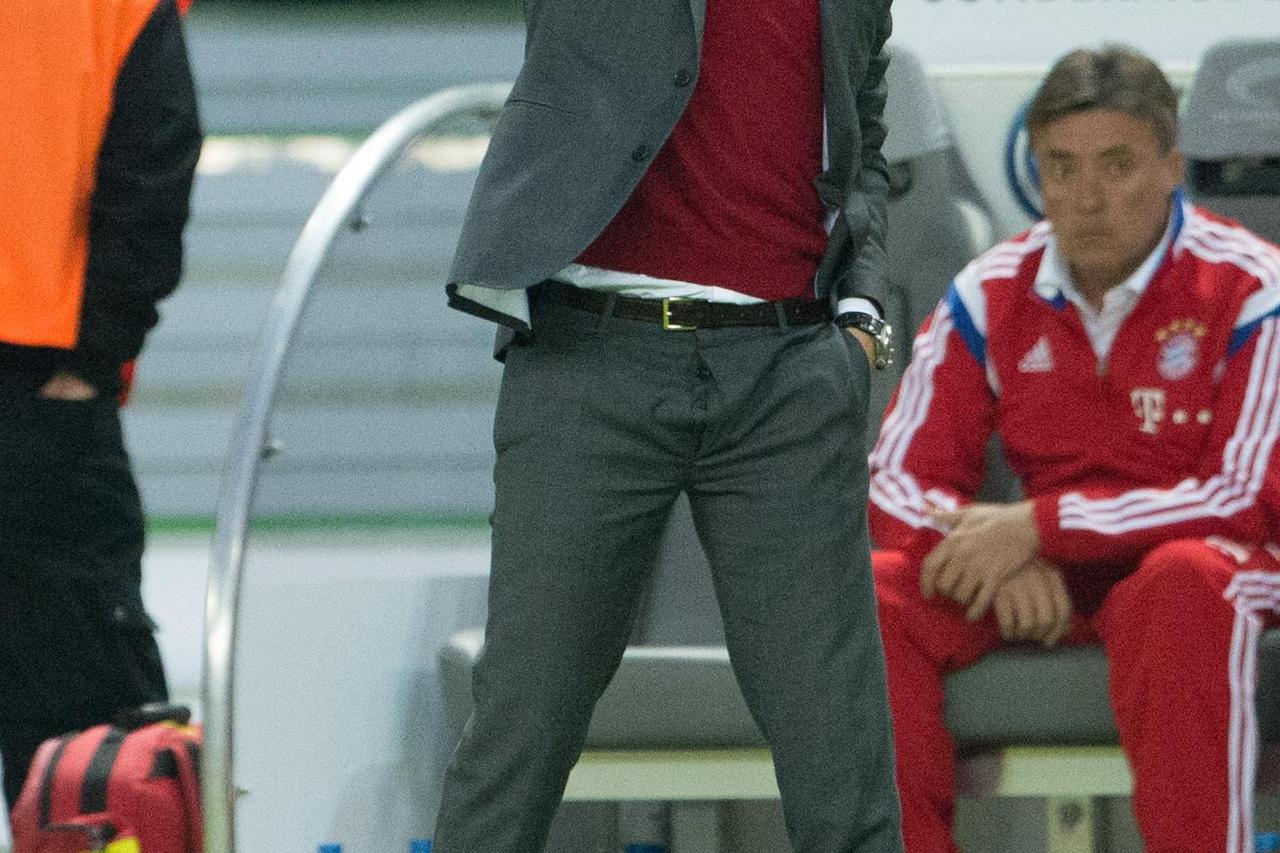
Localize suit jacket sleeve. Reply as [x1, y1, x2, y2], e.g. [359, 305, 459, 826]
[72, 0, 202, 388]
[836, 4, 892, 310]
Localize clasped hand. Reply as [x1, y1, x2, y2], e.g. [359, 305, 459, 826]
[922, 501, 1066, 638]
[989, 559, 1073, 646]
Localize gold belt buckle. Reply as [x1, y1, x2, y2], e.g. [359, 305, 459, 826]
[661, 297, 696, 331]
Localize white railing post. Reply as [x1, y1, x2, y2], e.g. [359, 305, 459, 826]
[201, 83, 510, 853]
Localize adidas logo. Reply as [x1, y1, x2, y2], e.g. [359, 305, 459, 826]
[1018, 336, 1054, 373]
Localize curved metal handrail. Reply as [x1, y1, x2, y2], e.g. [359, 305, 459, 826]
[202, 82, 511, 853]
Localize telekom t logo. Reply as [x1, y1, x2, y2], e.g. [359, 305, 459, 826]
[1130, 388, 1166, 435]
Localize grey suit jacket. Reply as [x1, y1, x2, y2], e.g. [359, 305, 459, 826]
[447, 0, 894, 330]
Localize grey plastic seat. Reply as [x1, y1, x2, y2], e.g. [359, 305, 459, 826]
[440, 627, 1280, 754]
[440, 630, 765, 752]
[869, 46, 997, 433]
[1182, 39, 1280, 244]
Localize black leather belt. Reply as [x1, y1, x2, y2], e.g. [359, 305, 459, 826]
[536, 280, 831, 330]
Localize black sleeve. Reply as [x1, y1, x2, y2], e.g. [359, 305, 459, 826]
[72, 0, 202, 387]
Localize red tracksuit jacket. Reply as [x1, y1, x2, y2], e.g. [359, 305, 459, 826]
[870, 196, 1280, 568]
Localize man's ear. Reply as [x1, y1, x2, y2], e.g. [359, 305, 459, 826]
[1163, 146, 1186, 192]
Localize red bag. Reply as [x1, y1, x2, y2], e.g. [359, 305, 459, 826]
[11, 706, 203, 853]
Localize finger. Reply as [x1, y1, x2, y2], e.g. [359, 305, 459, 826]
[925, 542, 953, 595]
[1044, 615, 1070, 647]
[953, 564, 982, 608]
[995, 593, 1014, 639]
[921, 549, 943, 599]
[937, 558, 971, 602]
[1013, 582, 1038, 640]
[958, 552, 1010, 613]
[1044, 611, 1069, 647]
[1020, 582, 1041, 640]
[1036, 571, 1066, 646]
[1045, 576, 1074, 646]
[1025, 578, 1053, 643]
[927, 508, 962, 530]
[1001, 584, 1024, 639]
[942, 544, 982, 604]
[966, 574, 999, 623]
[922, 537, 957, 599]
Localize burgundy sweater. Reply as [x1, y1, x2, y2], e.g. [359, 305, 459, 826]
[577, 0, 827, 302]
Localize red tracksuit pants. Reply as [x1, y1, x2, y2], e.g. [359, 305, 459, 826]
[873, 538, 1280, 853]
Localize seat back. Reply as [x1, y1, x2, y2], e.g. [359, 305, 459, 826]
[869, 47, 997, 435]
[1182, 39, 1280, 244]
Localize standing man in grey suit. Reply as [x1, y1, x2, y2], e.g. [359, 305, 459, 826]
[435, 0, 904, 850]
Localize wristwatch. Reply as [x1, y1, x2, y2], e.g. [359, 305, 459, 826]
[835, 311, 894, 370]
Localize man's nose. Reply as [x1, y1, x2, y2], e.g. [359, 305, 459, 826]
[1073, 174, 1107, 213]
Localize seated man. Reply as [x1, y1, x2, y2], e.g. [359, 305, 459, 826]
[869, 45, 1280, 852]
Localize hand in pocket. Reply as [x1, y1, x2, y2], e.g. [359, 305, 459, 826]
[39, 370, 98, 401]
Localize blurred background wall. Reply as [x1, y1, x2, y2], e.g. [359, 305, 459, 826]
[126, 0, 524, 527]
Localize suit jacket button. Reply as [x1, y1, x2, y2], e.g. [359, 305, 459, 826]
[631, 144, 652, 162]
[673, 68, 693, 87]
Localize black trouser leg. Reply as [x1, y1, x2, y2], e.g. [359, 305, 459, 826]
[0, 388, 167, 813]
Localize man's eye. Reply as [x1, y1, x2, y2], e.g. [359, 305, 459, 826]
[1044, 161, 1073, 182]
[1105, 158, 1134, 177]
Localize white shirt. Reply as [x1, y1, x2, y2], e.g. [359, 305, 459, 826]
[1032, 208, 1176, 364]
[453, 267, 880, 330]
[557, 264, 880, 319]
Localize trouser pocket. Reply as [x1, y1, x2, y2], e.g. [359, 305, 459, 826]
[0, 390, 97, 528]
[0, 573, 167, 726]
[0, 389, 96, 474]
[0, 389, 141, 562]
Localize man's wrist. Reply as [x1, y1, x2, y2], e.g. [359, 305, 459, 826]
[1016, 500, 1040, 551]
[835, 311, 893, 369]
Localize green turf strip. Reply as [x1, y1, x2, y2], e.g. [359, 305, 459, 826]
[149, 512, 490, 536]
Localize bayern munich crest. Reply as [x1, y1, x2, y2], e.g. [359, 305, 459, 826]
[1155, 319, 1207, 381]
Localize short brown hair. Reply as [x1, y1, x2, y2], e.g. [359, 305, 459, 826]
[1027, 46, 1179, 152]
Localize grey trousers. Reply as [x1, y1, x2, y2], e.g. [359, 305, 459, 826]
[434, 296, 903, 853]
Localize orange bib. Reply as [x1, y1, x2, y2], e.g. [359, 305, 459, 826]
[0, 0, 160, 349]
